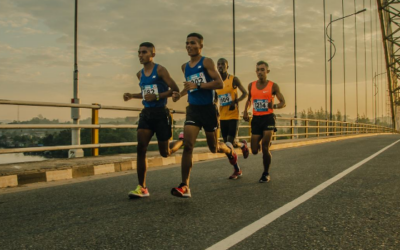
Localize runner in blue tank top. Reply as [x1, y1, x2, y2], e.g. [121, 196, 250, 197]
[123, 42, 184, 198]
[170, 33, 240, 198]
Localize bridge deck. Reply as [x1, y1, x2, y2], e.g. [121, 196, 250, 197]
[0, 134, 399, 249]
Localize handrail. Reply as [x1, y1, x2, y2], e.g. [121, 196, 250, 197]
[0, 99, 186, 114]
[0, 99, 398, 156]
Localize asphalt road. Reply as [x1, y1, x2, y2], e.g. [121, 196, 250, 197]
[1, 135, 399, 250]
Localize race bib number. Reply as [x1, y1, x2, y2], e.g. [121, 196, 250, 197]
[254, 99, 268, 112]
[218, 93, 232, 106]
[142, 84, 159, 100]
[187, 72, 207, 93]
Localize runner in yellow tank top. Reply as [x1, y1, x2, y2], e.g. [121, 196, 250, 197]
[215, 58, 249, 179]
[243, 61, 286, 183]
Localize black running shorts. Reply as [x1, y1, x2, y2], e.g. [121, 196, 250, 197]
[184, 103, 219, 132]
[220, 119, 239, 139]
[137, 107, 172, 141]
[251, 113, 277, 135]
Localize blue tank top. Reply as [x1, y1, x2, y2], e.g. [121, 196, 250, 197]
[184, 57, 214, 105]
[139, 64, 168, 108]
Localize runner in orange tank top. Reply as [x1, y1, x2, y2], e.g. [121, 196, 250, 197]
[215, 58, 249, 180]
[243, 61, 286, 183]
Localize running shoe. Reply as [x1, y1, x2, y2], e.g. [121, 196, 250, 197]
[226, 142, 238, 165]
[179, 132, 184, 140]
[259, 174, 271, 183]
[229, 170, 243, 180]
[240, 139, 249, 159]
[128, 185, 150, 198]
[171, 183, 191, 198]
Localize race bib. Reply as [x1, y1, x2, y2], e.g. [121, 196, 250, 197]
[142, 84, 159, 100]
[218, 93, 232, 106]
[187, 72, 207, 93]
[254, 99, 268, 112]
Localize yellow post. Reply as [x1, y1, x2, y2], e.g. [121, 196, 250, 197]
[305, 120, 309, 138]
[291, 119, 295, 139]
[317, 121, 320, 137]
[326, 120, 329, 136]
[92, 104, 99, 156]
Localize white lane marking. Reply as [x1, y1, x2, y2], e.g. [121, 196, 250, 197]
[207, 139, 400, 250]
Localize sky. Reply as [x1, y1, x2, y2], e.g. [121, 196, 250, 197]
[0, 0, 390, 122]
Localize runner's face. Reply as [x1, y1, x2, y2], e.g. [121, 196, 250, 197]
[217, 60, 228, 74]
[186, 37, 202, 57]
[256, 64, 269, 80]
[138, 46, 154, 64]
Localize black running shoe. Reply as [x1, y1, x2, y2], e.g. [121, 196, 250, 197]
[259, 174, 271, 183]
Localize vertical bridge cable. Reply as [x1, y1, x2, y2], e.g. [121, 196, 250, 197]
[232, 0, 235, 76]
[364, 0, 368, 118]
[370, 0, 374, 120]
[355, 0, 359, 122]
[343, 0, 347, 121]
[293, 0, 297, 122]
[324, 0, 328, 120]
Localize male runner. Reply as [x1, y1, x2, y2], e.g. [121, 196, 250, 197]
[243, 61, 286, 183]
[170, 33, 238, 198]
[215, 58, 249, 179]
[123, 42, 183, 198]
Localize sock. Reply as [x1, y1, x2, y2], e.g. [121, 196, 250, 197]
[262, 172, 269, 176]
[227, 148, 234, 159]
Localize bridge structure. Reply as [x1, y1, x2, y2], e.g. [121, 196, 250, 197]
[377, 0, 400, 129]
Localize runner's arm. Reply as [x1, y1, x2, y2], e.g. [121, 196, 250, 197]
[157, 65, 179, 99]
[272, 83, 286, 109]
[200, 57, 223, 89]
[178, 63, 188, 97]
[243, 83, 252, 121]
[233, 76, 248, 103]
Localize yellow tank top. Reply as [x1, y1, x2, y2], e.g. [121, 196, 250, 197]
[216, 74, 239, 120]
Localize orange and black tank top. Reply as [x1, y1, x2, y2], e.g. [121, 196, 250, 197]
[215, 74, 239, 120]
[251, 80, 275, 116]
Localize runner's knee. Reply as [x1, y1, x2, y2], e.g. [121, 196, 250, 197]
[137, 143, 148, 156]
[160, 150, 169, 158]
[208, 145, 217, 153]
[183, 140, 194, 153]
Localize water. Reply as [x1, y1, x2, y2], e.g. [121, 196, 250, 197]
[0, 153, 47, 165]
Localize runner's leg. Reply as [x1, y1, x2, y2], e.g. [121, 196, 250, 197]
[137, 129, 153, 187]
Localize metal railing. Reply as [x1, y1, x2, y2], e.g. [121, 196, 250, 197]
[0, 99, 398, 155]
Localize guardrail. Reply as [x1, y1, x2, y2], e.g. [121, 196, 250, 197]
[0, 99, 397, 156]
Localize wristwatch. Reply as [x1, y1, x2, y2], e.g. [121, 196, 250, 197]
[273, 104, 278, 109]
[156, 94, 160, 101]
[197, 82, 201, 89]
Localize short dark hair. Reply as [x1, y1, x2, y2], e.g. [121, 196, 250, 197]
[218, 58, 228, 65]
[257, 61, 269, 67]
[139, 42, 155, 50]
[187, 33, 203, 42]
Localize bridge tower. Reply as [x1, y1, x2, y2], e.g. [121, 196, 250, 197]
[377, 0, 400, 129]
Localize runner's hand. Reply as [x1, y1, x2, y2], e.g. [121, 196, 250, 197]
[268, 102, 273, 109]
[243, 112, 250, 122]
[183, 81, 197, 91]
[144, 94, 157, 101]
[172, 91, 180, 102]
[123, 93, 131, 101]
[229, 101, 236, 111]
